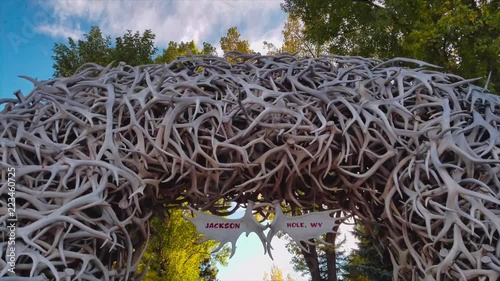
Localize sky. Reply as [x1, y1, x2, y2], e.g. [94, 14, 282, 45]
[0, 0, 287, 99]
[218, 208, 357, 281]
[0, 0, 358, 279]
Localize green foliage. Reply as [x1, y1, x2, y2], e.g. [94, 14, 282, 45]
[220, 27, 253, 55]
[52, 26, 109, 77]
[264, 15, 326, 57]
[281, 15, 309, 55]
[285, 224, 391, 281]
[263, 41, 280, 55]
[264, 264, 296, 281]
[343, 223, 392, 281]
[112, 29, 157, 66]
[52, 26, 157, 77]
[202, 42, 218, 57]
[139, 209, 229, 281]
[282, 0, 500, 91]
[155, 40, 217, 64]
[285, 232, 347, 281]
[199, 246, 231, 281]
[155, 40, 199, 63]
[52, 38, 84, 78]
[75, 26, 112, 67]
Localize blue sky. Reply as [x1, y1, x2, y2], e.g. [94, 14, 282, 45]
[0, 0, 357, 279]
[1, 1, 56, 98]
[1, 0, 288, 99]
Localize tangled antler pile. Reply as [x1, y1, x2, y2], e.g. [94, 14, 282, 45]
[1, 53, 499, 280]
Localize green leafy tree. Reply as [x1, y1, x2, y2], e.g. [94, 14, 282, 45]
[264, 15, 326, 57]
[283, 209, 346, 281]
[343, 223, 392, 281]
[282, 0, 500, 91]
[112, 29, 157, 66]
[199, 246, 231, 281]
[52, 38, 84, 78]
[52, 26, 157, 77]
[202, 42, 218, 56]
[75, 26, 112, 68]
[139, 209, 229, 281]
[286, 232, 347, 281]
[52, 26, 109, 77]
[264, 264, 296, 281]
[155, 40, 217, 64]
[263, 41, 280, 55]
[220, 26, 253, 54]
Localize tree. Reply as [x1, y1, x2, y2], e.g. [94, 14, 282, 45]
[279, 206, 346, 281]
[264, 15, 327, 57]
[155, 40, 217, 64]
[286, 232, 347, 281]
[263, 41, 281, 56]
[254, 201, 346, 281]
[52, 37, 84, 78]
[139, 209, 230, 281]
[282, 0, 500, 92]
[112, 29, 157, 66]
[343, 223, 392, 281]
[220, 26, 253, 54]
[199, 246, 231, 281]
[52, 26, 109, 77]
[202, 42, 218, 57]
[264, 264, 295, 281]
[52, 26, 157, 77]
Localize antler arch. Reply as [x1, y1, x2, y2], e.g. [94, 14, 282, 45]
[1, 53, 499, 280]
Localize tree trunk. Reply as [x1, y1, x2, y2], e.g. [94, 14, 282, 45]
[301, 242, 322, 281]
[326, 210, 342, 281]
[325, 232, 337, 281]
[301, 209, 344, 281]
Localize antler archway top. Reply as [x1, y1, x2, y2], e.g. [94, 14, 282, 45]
[1, 53, 499, 280]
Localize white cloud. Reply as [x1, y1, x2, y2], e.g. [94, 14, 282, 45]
[249, 23, 284, 54]
[35, 24, 84, 40]
[35, 0, 287, 52]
